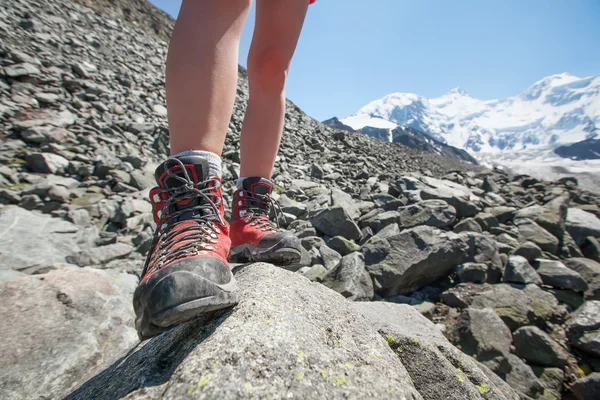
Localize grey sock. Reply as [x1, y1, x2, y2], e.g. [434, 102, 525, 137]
[171, 150, 222, 178]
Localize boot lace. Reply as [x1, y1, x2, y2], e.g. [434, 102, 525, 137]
[239, 190, 283, 232]
[142, 158, 224, 277]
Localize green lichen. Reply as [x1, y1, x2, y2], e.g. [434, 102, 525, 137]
[412, 337, 420, 346]
[319, 369, 328, 379]
[296, 372, 305, 381]
[333, 376, 347, 385]
[187, 384, 194, 395]
[385, 335, 397, 346]
[456, 374, 465, 383]
[476, 383, 490, 394]
[197, 376, 209, 389]
[344, 361, 354, 369]
[297, 351, 305, 363]
[244, 382, 253, 393]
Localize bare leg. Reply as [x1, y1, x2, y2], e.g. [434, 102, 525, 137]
[166, 0, 252, 156]
[240, 0, 309, 178]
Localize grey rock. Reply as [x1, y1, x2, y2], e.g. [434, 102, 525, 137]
[362, 209, 399, 232]
[0, 207, 81, 271]
[0, 189, 21, 204]
[417, 176, 480, 218]
[457, 308, 512, 374]
[397, 199, 456, 229]
[440, 283, 492, 309]
[487, 206, 517, 224]
[330, 188, 360, 220]
[318, 243, 342, 270]
[354, 302, 519, 400]
[3, 62, 40, 77]
[471, 284, 563, 331]
[326, 235, 360, 256]
[512, 241, 543, 262]
[566, 208, 600, 246]
[504, 354, 545, 399]
[503, 255, 542, 285]
[309, 205, 361, 240]
[581, 236, 600, 262]
[301, 264, 328, 282]
[475, 213, 500, 232]
[459, 232, 504, 284]
[514, 197, 568, 240]
[454, 217, 483, 233]
[534, 259, 588, 292]
[513, 326, 568, 368]
[457, 263, 488, 284]
[322, 252, 373, 301]
[532, 367, 564, 400]
[516, 218, 560, 254]
[25, 152, 70, 174]
[0, 268, 138, 400]
[563, 258, 600, 300]
[364, 226, 469, 296]
[566, 300, 600, 357]
[66, 243, 133, 267]
[70, 264, 422, 400]
[570, 373, 600, 400]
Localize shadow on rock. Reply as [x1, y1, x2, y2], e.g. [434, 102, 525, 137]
[66, 309, 232, 400]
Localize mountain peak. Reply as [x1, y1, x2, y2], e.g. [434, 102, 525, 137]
[447, 87, 468, 96]
[531, 72, 581, 88]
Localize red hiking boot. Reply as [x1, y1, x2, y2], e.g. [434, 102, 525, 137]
[133, 155, 238, 340]
[229, 177, 303, 265]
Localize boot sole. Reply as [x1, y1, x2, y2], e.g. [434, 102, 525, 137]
[229, 243, 302, 265]
[134, 260, 238, 341]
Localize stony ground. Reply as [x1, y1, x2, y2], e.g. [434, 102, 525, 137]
[1, 0, 600, 399]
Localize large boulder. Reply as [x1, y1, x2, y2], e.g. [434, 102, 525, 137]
[563, 258, 600, 300]
[0, 268, 138, 400]
[566, 208, 600, 246]
[354, 302, 519, 400]
[566, 300, 600, 357]
[68, 264, 423, 400]
[363, 226, 469, 296]
[0, 206, 81, 271]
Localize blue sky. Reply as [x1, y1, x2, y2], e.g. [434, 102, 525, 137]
[150, 0, 600, 121]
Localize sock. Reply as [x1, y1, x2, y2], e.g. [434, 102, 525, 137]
[171, 150, 222, 178]
[236, 177, 248, 190]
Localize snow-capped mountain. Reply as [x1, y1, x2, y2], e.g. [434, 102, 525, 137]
[341, 73, 600, 158]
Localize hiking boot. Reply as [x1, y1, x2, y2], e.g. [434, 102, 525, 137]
[133, 155, 238, 340]
[229, 177, 303, 265]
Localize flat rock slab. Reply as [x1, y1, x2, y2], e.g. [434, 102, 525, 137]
[68, 263, 422, 400]
[0, 268, 138, 400]
[0, 206, 81, 270]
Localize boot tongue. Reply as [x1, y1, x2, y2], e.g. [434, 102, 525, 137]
[154, 155, 210, 190]
[154, 155, 212, 222]
[240, 177, 273, 214]
[241, 177, 273, 195]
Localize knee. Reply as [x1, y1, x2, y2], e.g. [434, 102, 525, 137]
[247, 47, 290, 96]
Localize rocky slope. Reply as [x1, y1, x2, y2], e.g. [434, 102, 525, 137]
[323, 117, 478, 164]
[1, 0, 600, 399]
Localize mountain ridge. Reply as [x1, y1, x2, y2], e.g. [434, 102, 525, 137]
[340, 73, 600, 158]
